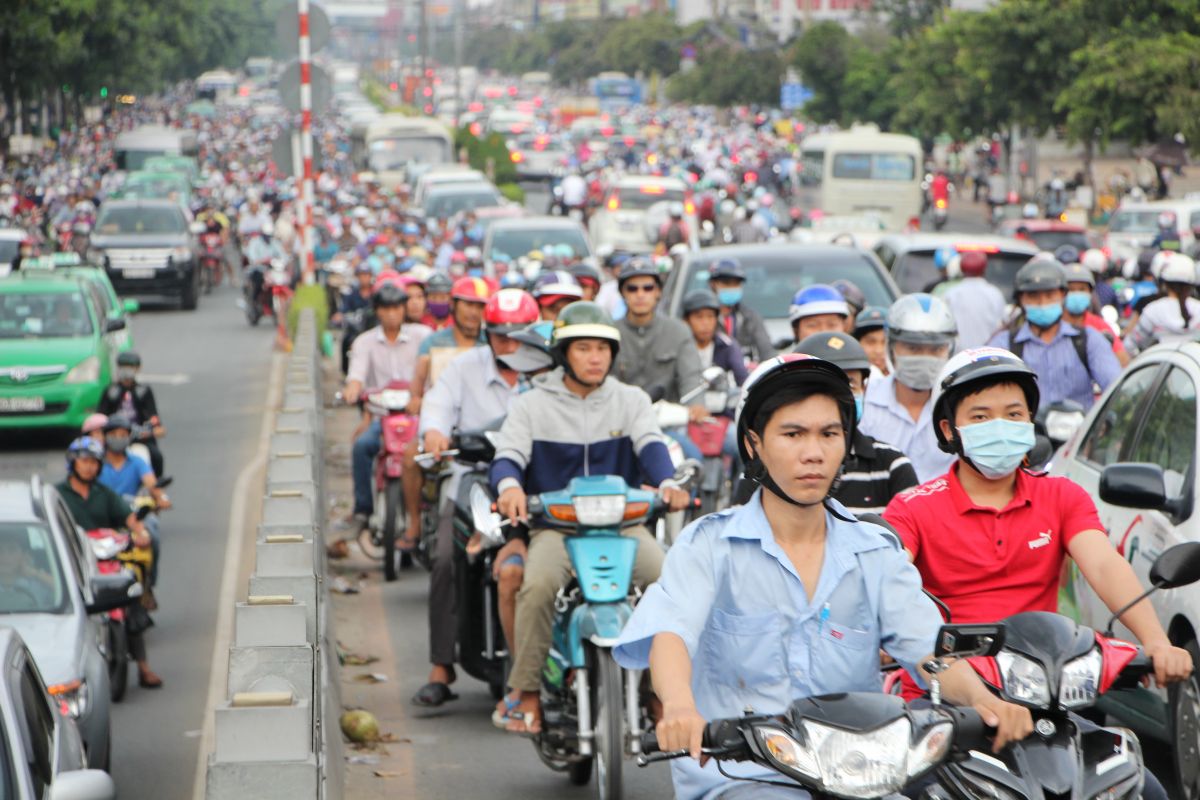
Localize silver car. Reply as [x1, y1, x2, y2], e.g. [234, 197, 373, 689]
[0, 477, 140, 771]
[0, 626, 115, 798]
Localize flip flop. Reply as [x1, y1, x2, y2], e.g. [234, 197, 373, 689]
[504, 709, 542, 737]
[411, 681, 458, 707]
[492, 695, 521, 729]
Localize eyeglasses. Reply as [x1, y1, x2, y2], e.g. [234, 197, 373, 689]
[622, 283, 658, 294]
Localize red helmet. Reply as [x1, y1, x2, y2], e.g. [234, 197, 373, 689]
[959, 250, 988, 277]
[451, 276, 492, 303]
[372, 269, 404, 293]
[485, 289, 539, 334]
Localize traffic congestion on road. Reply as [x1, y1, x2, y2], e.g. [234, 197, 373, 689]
[4, 15, 1200, 800]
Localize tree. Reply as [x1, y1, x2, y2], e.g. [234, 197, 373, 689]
[789, 21, 858, 124]
[668, 45, 783, 107]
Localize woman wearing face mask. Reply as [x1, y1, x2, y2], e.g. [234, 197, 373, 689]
[859, 293, 958, 483]
[1124, 252, 1200, 356]
[988, 259, 1120, 412]
[1060, 261, 1130, 367]
[794, 331, 917, 514]
[883, 348, 1192, 800]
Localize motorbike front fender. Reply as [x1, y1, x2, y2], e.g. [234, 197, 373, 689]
[566, 602, 632, 668]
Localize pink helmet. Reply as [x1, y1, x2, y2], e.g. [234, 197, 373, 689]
[82, 413, 108, 435]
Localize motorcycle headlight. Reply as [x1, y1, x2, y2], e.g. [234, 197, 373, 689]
[800, 717, 913, 797]
[996, 651, 1051, 708]
[378, 389, 411, 410]
[169, 246, 192, 262]
[755, 726, 819, 781]
[1060, 647, 1103, 709]
[48, 679, 89, 719]
[65, 356, 100, 384]
[905, 718, 954, 779]
[571, 495, 627, 526]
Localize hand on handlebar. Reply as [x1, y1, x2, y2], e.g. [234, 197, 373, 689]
[1144, 640, 1194, 686]
[423, 431, 451, 461]
[497, 487, 528, 526]
[971, 693, 1033, 753]
[660, 485, 690, 513]
[656, 702, 708, 760]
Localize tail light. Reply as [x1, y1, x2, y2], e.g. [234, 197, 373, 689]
[1059, 212, 1068, 222]
[743, 170, 758, 184]
[907, 216, 921, 231]
[684, 192, 696, 216]
[935, 198, 947, 209]
[607, 194, 620, 211]
[1102, 246, 1112, 260]
[510, 151, 523, 163]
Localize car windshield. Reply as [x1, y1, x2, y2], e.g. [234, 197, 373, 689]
[490, 227, 589, 262]
[369, 137, 449, 171]
[424, 189, 501, 219]
[0, 291, 94, 338]
[1027, 230, 1090, 252]
[0, 523, 69, 615]
[892, 249, 1032, 296]
[95, 206, 185, 235]
[681, 252, 894, 321]
[120, 175, 188, 201]
[0, 240, 18, 266]
[1109, 210, 1164, 234]
[618, 186, 685, 211]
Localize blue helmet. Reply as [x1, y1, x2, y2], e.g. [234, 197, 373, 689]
[788, 284, 850, 323]
[933, 245, 956, 270]
[66, 436, 105, 472]
[500, 271, 528, 289]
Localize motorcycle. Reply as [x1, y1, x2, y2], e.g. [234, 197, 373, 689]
[1027, 399, 1087, 469]
[685, 367, 737, 517]
[932, 197, 949, 230]
[638, 625, 1004, 798]
[244, 256, 292, 326]
[933, 542, 1200, 799]
[86, 514, 156, 703]
[199, 231, 224, 294]
[523, 469, 691, 800]
[357, 381, 419, 581]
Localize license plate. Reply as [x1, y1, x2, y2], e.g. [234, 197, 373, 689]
[123, 269, 155, 279]
[0, 396, 45, 412]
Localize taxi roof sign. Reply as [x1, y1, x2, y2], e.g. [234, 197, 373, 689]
[21, 253, 83, 270]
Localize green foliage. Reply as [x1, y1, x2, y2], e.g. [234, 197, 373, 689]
[454, 127, 519, 185]
[498, 182, 526, 204]
[667, 47, 783, 107]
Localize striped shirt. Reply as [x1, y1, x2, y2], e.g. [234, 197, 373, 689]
[834, 432, 919, 515]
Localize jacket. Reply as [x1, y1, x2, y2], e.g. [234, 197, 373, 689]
[489, 368, 675, 497]
[720, 305, 775, 364]
[614, 314, 704, 404]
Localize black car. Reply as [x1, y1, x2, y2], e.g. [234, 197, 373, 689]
[88, 200, 201, 310]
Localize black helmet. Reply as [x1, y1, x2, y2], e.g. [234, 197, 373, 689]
[426, 272, 453, 294]
[735, 353, 856, 464]
[830, 279, 866, 314]
[682, 290, 720, 316]
[792, 331, 871, 377]
[708, 258, 746, 282]
[116, 351, 142, 367]
[616, 258, 662, 288]
[372, 282, 408, 308]
[1013, 260, 1067, 296]
[931, 347, 1040, 454]
[103, 414, 134, 433]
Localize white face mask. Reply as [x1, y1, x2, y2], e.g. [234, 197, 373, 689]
[893, 355, 945, 391]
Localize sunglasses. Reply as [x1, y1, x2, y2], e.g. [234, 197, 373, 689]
[622, 283, 659, 294]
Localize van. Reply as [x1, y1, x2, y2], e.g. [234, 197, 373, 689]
[1105, 198, 1200, 263]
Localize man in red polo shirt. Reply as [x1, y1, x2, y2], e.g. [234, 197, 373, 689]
[886, 347, 1190, 675]
[884, 347, 1189, 798]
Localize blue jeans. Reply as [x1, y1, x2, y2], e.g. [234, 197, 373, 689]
[145, 513, 161, 587]
[352, 419, 382, 515]
[665, 425, 702, 462]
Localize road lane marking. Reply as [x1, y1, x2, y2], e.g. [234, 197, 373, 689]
[191, 352, 284, 800]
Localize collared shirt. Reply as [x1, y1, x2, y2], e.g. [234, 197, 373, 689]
[614, 491, 940, 800]
[859, 374, 955, 483]
[347, 323, 432, 391]
[419, 346, 518, 439]
[943, 277, 1006, 350]
[987, 321, 1120, 410]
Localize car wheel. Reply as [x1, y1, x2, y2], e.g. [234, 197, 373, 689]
[1171, 639, 1200, 800]
[181, 274, 198, 311]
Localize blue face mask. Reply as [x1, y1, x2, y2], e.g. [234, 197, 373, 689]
[958, 418, 1036, 479]
[1024, 302, 1063, 328]
[1064, 291, 1092, 316]
[467, 267, 484, 278]
[716, 287, 743, 306]
[853, 393, 864, 422]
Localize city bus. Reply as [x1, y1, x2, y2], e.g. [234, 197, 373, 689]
[352, 115, 455, 189]
[798, 124, 924, 232]
[591, 72, 643, 111]
[113, 126, 199, 172]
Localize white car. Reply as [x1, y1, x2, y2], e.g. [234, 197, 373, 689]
[588, 175, 697, 254]
[0, 228, 25, 276]
[1105, 198, 1200, 264]
[411, 166, 488, 208]
[482, 216, 592, 277]
[1049, 337, 1200, 795]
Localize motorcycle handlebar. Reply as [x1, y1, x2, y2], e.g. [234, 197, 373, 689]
[1112, 648, 1153, 689]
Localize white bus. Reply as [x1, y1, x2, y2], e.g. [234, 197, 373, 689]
[352, 115, 455, 189]
[798, 124, 923, 232]
[113, 125, 199, 172]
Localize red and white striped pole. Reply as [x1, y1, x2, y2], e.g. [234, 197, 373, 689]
[297, 0, 316, 284]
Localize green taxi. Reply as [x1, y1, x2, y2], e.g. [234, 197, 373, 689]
[142, 155, 200, 187]
[113, 170, 192, 206]
[0, 267, 124, 429]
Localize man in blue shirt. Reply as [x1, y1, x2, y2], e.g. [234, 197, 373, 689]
[98, 415, 170, 585]
[614, 353, 1033, 800]
[987, 260, 1119, 410]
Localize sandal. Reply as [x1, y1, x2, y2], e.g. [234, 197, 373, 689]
[504, 708, 542, 737]
[396, 532, 420, 553]
[411, 681, 458, 707]
[492, 695, 521, 729]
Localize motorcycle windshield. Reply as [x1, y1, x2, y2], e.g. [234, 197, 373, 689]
[565, 535, 638, 604]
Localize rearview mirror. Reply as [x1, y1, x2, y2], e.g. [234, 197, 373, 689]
[105, 318, 126, 333]
[469, 483, 504, 547]
[189, 221, 206, 235]
[48, 769, 116, 800]
[86, 572, 142, 616]
[1100, 463, 1175, 512]
[456, 430, 497, 464]
[934, 623, 1005, 659]
[122, 298, 140, 314]
[1150, 542, 1200, 589]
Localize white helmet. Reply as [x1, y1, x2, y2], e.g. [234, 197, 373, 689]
[1160, 253, 1199, 286]
[1081, 248, 1108, 274]
[1150, 250, 1174, 280]
[886, 293, 957, 348]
